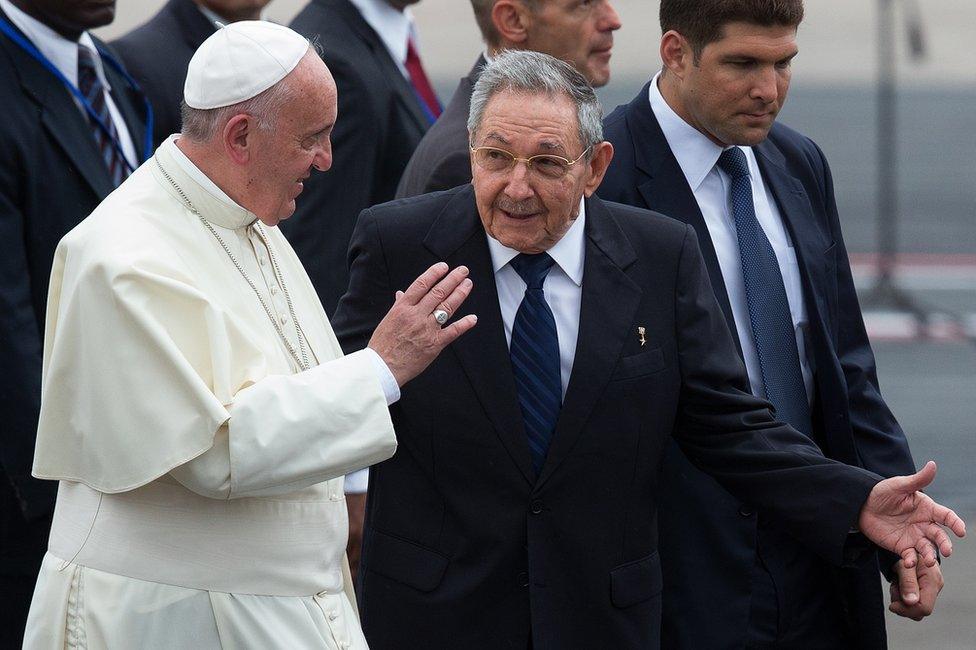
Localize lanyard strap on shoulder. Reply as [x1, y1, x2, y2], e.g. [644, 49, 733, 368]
[0, 16, 154, 167]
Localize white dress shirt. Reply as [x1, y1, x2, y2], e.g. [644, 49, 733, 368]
[348, 0, 414, 77]
[487, 199, 587, 399]
[648, 73, 813, 403]
[1, 0, 138, 169]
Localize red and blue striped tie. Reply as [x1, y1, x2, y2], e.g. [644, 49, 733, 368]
[77, 45, 128, 187]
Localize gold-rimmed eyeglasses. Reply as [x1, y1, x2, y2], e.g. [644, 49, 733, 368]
[469, 145, 591, 179]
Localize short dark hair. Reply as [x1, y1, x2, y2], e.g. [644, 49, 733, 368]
[660, 0, 804, 58]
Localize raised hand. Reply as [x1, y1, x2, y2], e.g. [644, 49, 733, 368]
[368, 262, 478, 386]
[858, 461, 966, 569]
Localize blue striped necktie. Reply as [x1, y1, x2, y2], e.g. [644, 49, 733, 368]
[509, 253, 561, 475]
[77, 45, 128, 187]
[716, 147, 812, 437]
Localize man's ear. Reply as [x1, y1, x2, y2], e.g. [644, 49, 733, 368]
[660, 30, 693, 79]
[583, 141, 614, 197]
[222, 114, 252, 165]
[492, 0, 531, 47]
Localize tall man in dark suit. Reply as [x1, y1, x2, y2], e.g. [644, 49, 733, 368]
[0, 0, 148, 644]
[113, 0, 270, 148]
[597, 1, 937, 647]
[331, 51, 965, 650]
[285, 0, 436, 318]
[396, 0, 621, 198]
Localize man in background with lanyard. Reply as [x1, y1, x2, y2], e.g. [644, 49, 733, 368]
[0, 1, 149, 644]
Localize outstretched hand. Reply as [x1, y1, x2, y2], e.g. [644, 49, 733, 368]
[369, 262, 478, 387]
[858, 461, 966, 569]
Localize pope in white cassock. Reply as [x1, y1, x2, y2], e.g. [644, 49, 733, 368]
[23, 21, 478, 649]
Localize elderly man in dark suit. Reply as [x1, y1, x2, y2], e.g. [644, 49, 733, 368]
[331, 50, 965, 650]
[396, 0, 621, 199]
[113, 0, 270, 148]
[0, 0, 148, 644]
[597, 1, 936, 648]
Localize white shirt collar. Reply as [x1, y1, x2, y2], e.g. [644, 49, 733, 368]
[647, 71, 729, 192]
[0, 0, 110, 92]
[486, 198, 586, 287]
[348, 0, 414, 70]
[195, 4, 227, 29]
[166, 135, 253, 225]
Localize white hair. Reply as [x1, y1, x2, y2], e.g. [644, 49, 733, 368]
[467, 50, 604, 154]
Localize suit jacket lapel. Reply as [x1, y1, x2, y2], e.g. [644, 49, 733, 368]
[1, 11, 114, 199]
[536, 197, 642, 488]
[754, 138, 833, 357]
[624, 84, 741, 350]
[169, 0, 217, 53]
[334, 0, 430, 132]
[423, 187, 535, 485]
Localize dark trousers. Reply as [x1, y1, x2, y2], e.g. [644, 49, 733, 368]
[746, 520, 852, 649]
[0, 476, 50, 649]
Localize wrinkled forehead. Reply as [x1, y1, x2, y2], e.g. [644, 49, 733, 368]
[475, 89, 580, 151]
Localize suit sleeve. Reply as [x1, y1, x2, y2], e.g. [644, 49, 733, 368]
[331, 208, 397, 355]
[671, 224, 880, 566]
[423, 149, 473, 194]
[816, 144, 915, 477]
[0, 137, 56, 519]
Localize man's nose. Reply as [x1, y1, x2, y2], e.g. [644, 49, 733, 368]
[312, 142, 333, 172]
[601, 1, 622, 32]
[503, 162, 535, 201]
[750, 67, 779, 103]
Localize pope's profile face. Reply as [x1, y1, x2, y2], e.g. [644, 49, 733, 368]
[248, 53, 336, 226]
[470, 90, 610, 254]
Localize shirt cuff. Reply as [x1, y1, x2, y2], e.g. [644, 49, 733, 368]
[365, 347, 400, 405]
[344, 468, 369, 494]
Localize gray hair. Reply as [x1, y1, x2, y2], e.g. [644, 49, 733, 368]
[179, 42, 321, 143]
[467, 50, 603, 155]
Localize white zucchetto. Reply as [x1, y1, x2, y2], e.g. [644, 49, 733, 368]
[184, 21, 309, 110]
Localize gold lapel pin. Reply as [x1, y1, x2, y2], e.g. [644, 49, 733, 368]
[637, 326, 646, 347]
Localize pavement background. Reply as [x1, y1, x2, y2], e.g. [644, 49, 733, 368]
[96, 2, 975, 646]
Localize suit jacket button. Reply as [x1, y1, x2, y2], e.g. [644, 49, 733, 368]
[517, 572, 529, 588]
[738, 506, 754, 517]
[530, 500, 544, 514]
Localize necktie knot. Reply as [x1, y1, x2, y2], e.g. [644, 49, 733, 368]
[77, 45, 98, 95]
[510, 253, 555, 290]
[717, 147, 750, 180]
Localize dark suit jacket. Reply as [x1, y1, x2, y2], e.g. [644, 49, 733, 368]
[598, 82, 916, 649]
[395, 56, 484, 198]
[0, 13, 147, 567]
[112, 0, 216, 148]
[284, 0, 430, 315]
[331, 186, 880, 649]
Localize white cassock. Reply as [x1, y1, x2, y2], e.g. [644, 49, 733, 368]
[24, 136, 397, 649]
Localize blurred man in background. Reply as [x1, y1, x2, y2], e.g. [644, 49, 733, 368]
[113, 0, 271, 148]
[0, 0, 149, 644]
[396, 0, 621, 198]
[286, 0, 439, 578]
[598, 1, 934, 647]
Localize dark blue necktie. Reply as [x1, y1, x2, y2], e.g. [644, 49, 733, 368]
[717, 147, 812, 437]
[509, 253, 561, 475]
[77, 45, 128, 187]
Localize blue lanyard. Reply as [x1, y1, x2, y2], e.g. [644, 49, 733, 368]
[0, 16, 154, 171]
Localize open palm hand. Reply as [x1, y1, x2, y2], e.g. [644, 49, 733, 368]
[859, 461, 966, 568]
